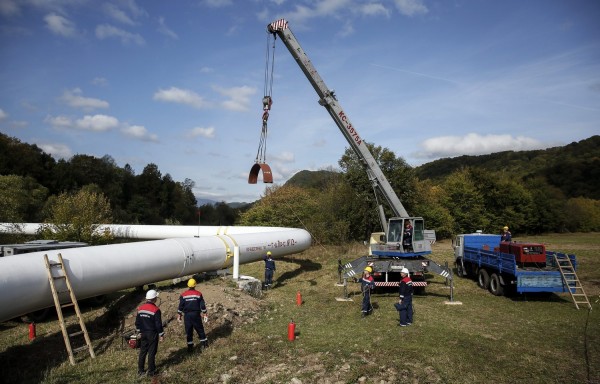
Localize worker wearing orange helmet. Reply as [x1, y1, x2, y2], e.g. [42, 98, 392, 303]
[358, 266, 375, 317]
[264, 251, 276, 289]
[501, 226, 512, 242]
[177, 278, 208, 353]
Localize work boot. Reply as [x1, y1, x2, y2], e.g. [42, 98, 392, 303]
[187, 344, 194, 354]
[201, 340, 209, 349]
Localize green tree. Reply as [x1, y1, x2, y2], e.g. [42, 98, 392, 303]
[523, 176, 567, 233]
[39, 186, 113, 244]
[308, 177, 353, 244]
[441, 168, 489, 234]
[412, 180, 454, 239]
[468, 169, 535, 235]
[339, 143, 418, 239]
[0, 175, 48, 222]
[564, 197, 600, 232]
[173, 178, 199, 224]
[238, 184, 317, 229]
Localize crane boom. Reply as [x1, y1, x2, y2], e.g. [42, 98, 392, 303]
[267, 19, 409, 220]
[266, 19, 451, 287]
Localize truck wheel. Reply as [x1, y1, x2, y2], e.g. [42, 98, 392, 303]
[477, 269, 490, 289]
[456, 259, 466, 277]
[489, 273, 505, 296]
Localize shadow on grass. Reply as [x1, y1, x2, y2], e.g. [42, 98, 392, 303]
[273, 258, 322, 288]
[158, 319, 234, 372]
[450, 271, 577, 304]
[0, 290, 143, 384]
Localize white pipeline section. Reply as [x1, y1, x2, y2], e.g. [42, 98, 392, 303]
[0, 228, 311, 323]
[0, 223, 297, 239]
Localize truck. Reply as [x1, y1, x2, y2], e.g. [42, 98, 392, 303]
[265, 19, 451, 289]
[0, 239, 88, 257]
[453, 232, 578, 296]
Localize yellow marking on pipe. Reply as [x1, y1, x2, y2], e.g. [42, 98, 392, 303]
[215, 235, 234, 269]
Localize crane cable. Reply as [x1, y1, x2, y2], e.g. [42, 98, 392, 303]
[255, 32, 277, 164]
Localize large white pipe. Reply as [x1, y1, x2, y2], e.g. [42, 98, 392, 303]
[0, 228, 311, 323]
[0, 223, 299, 239]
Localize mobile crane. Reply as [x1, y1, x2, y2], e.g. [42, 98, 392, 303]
[266, 19, 451, 289]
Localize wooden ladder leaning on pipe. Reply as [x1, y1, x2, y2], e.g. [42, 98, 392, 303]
[43, 253, 96, 365]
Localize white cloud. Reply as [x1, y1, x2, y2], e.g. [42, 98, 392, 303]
[96, 24, 145, 45]
[361, 3, 390, 17]
[187, 126, 216, 139]
[44, 114, 73, 128]
[61, 88, 109, 110]
[416, 133, 546, 159]
[38, 142, 72, 159]
[394, 0, 428, 16]
[158, 16, 178, 39]
[0, 108, 7, 121]
[202, 0, 233, 7]
[121, 125, 158, 142]
[153, 87, 211, 109]
[75, 114, 119, 132]
[272, 151, 295, 163]
[103, 3, 136, 25]
[44, 12, 77, 37]
[103, 0, 147, 24]
[213, 85, 256, 112]
[10, 120, 28, 129]
[92, 77, 108, 86]
[0, 0, 20, 17]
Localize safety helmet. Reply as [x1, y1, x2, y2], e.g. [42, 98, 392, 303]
[267, 251, 272, 256]
[146, 289, 159, 300]
[364, 266, 373, 273]
[503, 226, 509, 230]
[187, 278, 197, 288]
[400, 267, 410, 275]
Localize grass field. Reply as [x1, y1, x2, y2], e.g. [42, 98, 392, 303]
[0, 233, 598, 384]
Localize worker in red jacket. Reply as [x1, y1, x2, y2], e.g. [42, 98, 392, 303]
[177, 278, 209, 353]
[135, 289, 164, 377]
[394, 268, 413, 326]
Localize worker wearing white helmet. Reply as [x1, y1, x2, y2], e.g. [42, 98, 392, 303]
[395, 267, 413, 326]
[264, 251, 276, 289]
[135, 289, 164, 377]
[177, 278, 209, 353]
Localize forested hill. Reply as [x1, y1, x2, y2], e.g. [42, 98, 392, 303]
[415, 135, 600, 200]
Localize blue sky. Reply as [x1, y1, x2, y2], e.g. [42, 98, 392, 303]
[1, 0, 599, 204]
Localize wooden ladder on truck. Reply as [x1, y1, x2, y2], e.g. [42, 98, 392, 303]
[43, 253, 96, 365]
[553, 253, 592, 310]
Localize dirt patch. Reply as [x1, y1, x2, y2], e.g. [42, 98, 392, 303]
[120, 276, 265, 340]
